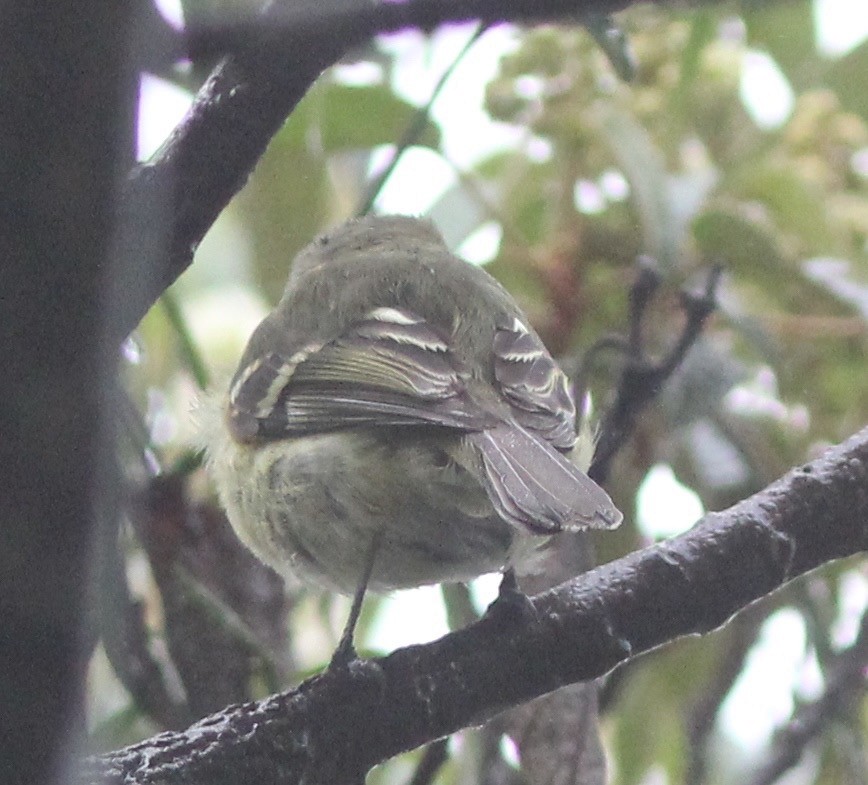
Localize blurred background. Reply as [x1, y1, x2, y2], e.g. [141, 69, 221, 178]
[97, 1, 868, 783]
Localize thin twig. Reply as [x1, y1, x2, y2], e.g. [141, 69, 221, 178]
[110, 0, 646, 346]
[746, 612, 868, 785]
[589, 263, 722, 483]
[161, 292, 211, 390]
[356, 23, 487, 218]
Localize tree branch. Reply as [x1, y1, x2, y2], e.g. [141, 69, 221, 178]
[111, 0, 646, 346]
[746, 611, 868, 785]
[186, 0, 637, 58]
[80, 426, 868, 785]
[1, 5, 134, 785]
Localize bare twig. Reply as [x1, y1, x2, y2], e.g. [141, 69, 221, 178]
[356, 23, 488, 218]
[746, 612, 868, 785]
[589, 262, 722, 483]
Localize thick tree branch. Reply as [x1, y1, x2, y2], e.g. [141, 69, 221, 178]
[112, 0, 644, 346]
[80, 427, 868, 785]
[1, 6, 133, 785]
[187, 0, 637, 57]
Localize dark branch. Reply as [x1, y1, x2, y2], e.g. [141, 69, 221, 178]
[79, 426, 868, 785]
[110, 35, 345, 347]
[111, 0, 649, 346]
[185, 0, 638, 61]
[406, 739, 449, 785]
[589, 262, 722, 482]
[95, 512, 192, 730]
[746, 611, 868, 785]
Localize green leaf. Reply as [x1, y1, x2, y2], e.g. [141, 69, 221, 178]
[825, 39, 868, 123]
[726, 165, 838, 254]
[802, 257, 868, 319]
[317, 83, 441, 152]
[598, 105, 681, 271]
[234, 103, 334, 301]
[693, 209, 861, 318]
[679, 11, 717, 90]
[693, 208, 786, 288]
[609, 637, 717, 784]
[741, 0, 817, 87]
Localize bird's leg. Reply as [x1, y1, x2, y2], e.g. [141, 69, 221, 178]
[328, 532, 382, 672]
[484, 567, 538, 624]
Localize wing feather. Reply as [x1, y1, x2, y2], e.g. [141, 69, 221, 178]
[225, 303, 622, 534]
[469, 425, 622, 532]
[492, 317, 577, 450]
[227, 308, 492, 441]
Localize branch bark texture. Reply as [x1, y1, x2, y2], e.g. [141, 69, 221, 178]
[112, 0, 642, 345]
[81, 427, 868, 785]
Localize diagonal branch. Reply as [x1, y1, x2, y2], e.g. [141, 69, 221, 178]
[79, 426, 868, 785]
[111, 0, 648, 346]
[746, 611, 868, 785]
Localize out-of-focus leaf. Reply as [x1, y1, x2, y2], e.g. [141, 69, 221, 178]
[692, 208, 787, 290]
[665, 10, 718, 140]
[479, 154, 554, 320]
[608, 638, 712, 784]
[726, 166, 838, 255]
[235, 78, 442, 300]
[427, 180, 493, 250]
[802, 258, 868, 320]
[318, 83, 441, 152]
[234, 98, 334, 301]
[678, 11, 716, 93]
[825, 40, 868, 123]
[693, 209, 862, 317]
[598, 105, 680, 271]
[740, 0, 816, 87]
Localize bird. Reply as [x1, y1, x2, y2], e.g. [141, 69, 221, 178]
[199, 214, 621, 655]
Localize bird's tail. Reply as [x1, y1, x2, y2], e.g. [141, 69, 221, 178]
[468, 425, 622, 534]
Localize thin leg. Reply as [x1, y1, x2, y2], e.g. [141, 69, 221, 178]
[328, 532, 381, 672]
[483, 567, 538, 624]
[498, 566, 520, 598]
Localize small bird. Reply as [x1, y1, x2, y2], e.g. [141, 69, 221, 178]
[201, 215, 621, 607]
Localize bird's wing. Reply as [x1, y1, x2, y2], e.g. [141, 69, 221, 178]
[226, 305, 622, 534]
[492, 317, 577, 450]
[226, 307, 494, 442]
[481, 317, 622, 531]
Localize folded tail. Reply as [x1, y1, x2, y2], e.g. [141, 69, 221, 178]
[469, 424, 622, 534]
